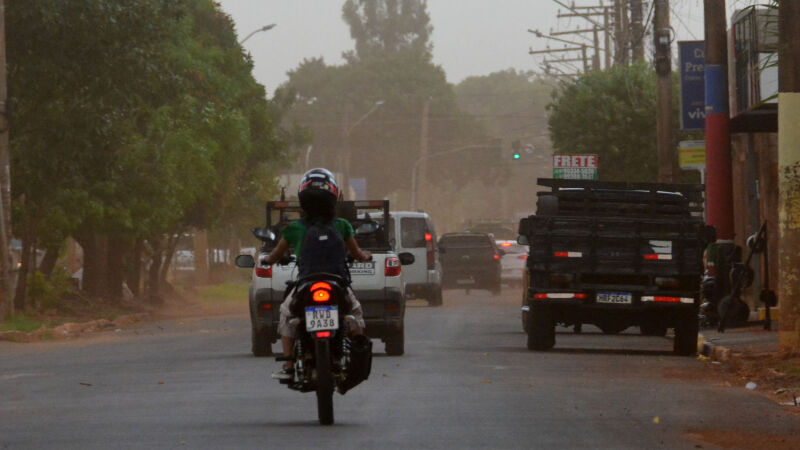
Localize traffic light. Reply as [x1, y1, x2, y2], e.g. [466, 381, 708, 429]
[511, 140, 522, 160]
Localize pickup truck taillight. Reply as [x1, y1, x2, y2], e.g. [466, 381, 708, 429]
[385, 257, 402, 277]
[255, 266, 272, 278]
[425, 232, 435, 269]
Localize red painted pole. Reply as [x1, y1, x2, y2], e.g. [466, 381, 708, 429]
[704, 0, 735, 241]
[705, 114, 734, 240]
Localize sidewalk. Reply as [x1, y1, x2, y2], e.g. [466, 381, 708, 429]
[699, 323, 779, 362]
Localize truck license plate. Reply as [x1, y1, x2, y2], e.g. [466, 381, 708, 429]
[305, 306, 339, 331]
[596, 292, 632, 304]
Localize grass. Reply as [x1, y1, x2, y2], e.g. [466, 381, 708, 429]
[194, 282, 250, 304]
[1, 314, 46, 333]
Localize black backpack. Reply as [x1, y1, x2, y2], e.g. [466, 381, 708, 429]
[298, 219, 349, 282]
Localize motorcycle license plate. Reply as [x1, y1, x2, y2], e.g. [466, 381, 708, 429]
[596, 292, 632, 304]
[305, 305, 339, 332]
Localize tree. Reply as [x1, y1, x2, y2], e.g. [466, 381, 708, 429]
[547, 62, 697, 182]
[6, 0, 292, 310]
[342, 0, 432, 61]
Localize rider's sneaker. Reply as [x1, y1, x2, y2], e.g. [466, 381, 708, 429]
[271, 366, 294, 380]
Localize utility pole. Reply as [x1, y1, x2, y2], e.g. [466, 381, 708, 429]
[654, 0, 675, 182]
[604, 7, 612, 69]
[417, 98, 430, 211]
[777, 0, 800, 354]
[703, 0, 736, 324]
[703, 0, 734, 241]
[614, 0, 629, 65]
[0, 0, 12, 320]
[630, 0, 645, 61]
[539, 1, 611, 76]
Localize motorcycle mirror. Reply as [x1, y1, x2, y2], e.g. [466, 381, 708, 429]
[517, 235, 529, 246]
[355, 222, 379, 236]
[252, 227, 277, 243]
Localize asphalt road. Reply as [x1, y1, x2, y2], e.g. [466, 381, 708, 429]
[2, 288, 798, 449]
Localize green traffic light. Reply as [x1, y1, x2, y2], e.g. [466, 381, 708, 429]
[513, 153, 521, 160]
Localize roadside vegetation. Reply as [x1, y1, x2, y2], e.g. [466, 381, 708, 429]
[3, 0, 301, 320]
[547, 61, 703, 182]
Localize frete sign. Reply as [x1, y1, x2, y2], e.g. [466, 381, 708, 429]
[553, 154, 599, 180]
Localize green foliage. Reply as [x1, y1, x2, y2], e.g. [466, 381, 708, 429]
[26, 268, 75, 312]
[0, 313, 44, 333]
[282, 2, 488, 201]
[456, 69, 554, 154]
[342, 0, 433, 61]
[195, 282, 249, 304]
[547, 62, 661, 182]
[7, 0, 294, 296]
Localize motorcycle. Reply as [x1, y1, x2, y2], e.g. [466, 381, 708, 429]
[271, 224, 376, 425]
[276, 272, 372, 425]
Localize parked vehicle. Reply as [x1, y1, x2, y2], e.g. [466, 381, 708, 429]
[495, 240, 528, 286]
[518, 179, 712, 355]
[378, 211, 443, 306]
[439, 233, 502, 294]
[244, 200, 411, 357]
[236, 228, 377, 425]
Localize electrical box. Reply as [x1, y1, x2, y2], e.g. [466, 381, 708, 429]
[731, 7, 778, 116]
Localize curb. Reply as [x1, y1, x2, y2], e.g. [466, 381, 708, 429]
[698, 333, 733, 362]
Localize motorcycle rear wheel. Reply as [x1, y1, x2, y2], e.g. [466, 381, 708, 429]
[315, 339, 334, 425]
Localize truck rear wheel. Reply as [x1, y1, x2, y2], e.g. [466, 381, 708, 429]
[385, 330, 404, 356]
[428, 288, 443, 307]
[527, 307, 555, 351]
[251, 326, 273, 357]
[673, 311, 699, 356]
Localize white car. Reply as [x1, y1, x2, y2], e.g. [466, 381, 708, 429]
[238, 200, 412, 357]
[495, 240, 528, 286]
[378, 211, 443, 306]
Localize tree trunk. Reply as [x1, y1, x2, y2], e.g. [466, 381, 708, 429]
[159, 233, 179, 287]
[104, 237, 125, 303]
[78, 234, 108, 299]
[13, 235, 31, 311]
[39, 242, 61, 277]
[146, 237, 163, 303]
[127, 238, 143, 298]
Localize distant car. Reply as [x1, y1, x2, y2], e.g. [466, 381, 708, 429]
[438, 233, 502, 294]
[495, 240, 528, 286]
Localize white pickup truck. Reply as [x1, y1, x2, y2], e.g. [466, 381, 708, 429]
[244, 200, 413, 357]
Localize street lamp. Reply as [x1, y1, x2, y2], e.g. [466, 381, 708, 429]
[341, 100, 385, 199]
[239, 23, 276, 45]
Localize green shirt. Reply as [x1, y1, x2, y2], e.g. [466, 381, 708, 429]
[280, 218, 354, 261]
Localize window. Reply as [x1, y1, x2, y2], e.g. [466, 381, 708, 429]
[401, 217, 428, 248]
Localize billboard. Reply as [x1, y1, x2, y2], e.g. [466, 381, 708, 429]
[553, 154, 598, 180]
[679, 41, 706, 130]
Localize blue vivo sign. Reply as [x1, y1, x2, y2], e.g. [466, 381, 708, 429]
[679, 41, 706, 130]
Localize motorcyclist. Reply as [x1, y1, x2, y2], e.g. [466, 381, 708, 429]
[262, 168, 371, 380]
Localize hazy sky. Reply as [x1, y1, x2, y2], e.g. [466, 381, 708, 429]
[217, 1, 751, 96]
